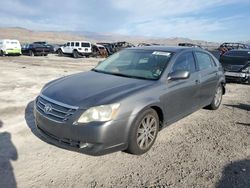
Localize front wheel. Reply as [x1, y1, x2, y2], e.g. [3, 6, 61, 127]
[126, 109, 159, 155]
[58, 49, 63, 56]
[207, 84, 223, 110]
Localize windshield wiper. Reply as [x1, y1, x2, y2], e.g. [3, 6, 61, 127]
[92, 69, 155, 80]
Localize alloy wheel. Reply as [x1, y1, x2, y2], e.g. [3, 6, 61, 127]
[136, 114, 157, 150]
[214, 86, 222, 107]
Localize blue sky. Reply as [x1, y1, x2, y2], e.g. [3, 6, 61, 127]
[0, 0, 249, 42]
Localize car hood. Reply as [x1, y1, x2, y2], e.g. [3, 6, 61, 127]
[41, 71, 154, 108]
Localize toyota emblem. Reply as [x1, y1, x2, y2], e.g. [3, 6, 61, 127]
[44, 103, 52, 114]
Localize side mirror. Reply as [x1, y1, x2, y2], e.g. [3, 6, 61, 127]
[168, 70, 190, 80]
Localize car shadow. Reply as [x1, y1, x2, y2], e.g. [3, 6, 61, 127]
[216, 159, 250, 188]
[224, 103, 250, 111]
[235, 122, 250, 127]
[0, 120, 18, 188]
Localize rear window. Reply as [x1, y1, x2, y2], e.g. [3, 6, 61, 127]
[11, 41, 18, 44]
[195, 52, 214, 70]
[81, 42, 90, 47]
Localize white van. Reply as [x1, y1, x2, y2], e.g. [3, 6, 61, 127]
[0, 39, 22, 56]
[58, 41, 92, 58]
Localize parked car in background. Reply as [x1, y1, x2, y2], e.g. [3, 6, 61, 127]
[58, 41, 92, 58]
[96, 42, 116, 56]
[35, 46, 225, 156]
[218, 42, 250, 56]
[21, 43, 50, 56]
[220, 49, 250, 84]
[178, 43, 202, 48]
[112, 41, 135, 53]
[0, 39, 22, 56]
[33, 41, 58, 53]
[92, 44, 108, 58]
[137, 43, 161, 47]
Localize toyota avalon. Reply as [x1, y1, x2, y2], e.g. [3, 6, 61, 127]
[34, 46, 226, 155]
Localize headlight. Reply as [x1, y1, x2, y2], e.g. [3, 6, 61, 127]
[242, 66, 250, 73]
[77, 103, 120, 123]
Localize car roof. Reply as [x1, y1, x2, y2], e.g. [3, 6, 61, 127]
[127, 45, 201, 53]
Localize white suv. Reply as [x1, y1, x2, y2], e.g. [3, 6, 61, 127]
[0, 39, 22, 56]
[58, 41, 92, 58]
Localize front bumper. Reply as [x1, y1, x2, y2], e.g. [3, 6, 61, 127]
[224, 71, 250, 78]
[34, 105, 129, 155]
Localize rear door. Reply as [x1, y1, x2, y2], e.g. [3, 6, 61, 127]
[194, 51, 219, 107]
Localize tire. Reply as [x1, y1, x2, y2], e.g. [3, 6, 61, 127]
[0, 50, 3, 56]
[73, 50, 79, 58]
[29, 50, 34, 56]
[207, 84, 223, 110]
[58, 49, 63, 56]
[126, 108, 159, 155]
[247, 77, 250, 85]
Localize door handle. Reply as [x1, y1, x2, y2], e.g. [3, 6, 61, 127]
[195, 80, 200, 84]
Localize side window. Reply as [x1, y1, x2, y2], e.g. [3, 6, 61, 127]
[172, 52, 196, 73]
[75, 42, 79, 47]
[209, 56, 217, 67]
[195, 52, 214, 70]
[66, 42, 70, 46]
[70, 42, 74, 47]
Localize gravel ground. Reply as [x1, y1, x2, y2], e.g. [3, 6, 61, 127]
[0, 55, 249, 188]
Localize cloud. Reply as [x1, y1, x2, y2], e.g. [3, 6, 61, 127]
[0, 0, 249, 41]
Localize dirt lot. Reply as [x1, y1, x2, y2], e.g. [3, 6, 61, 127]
[0, 55, 249, 188]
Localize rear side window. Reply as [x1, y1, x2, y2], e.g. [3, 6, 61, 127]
[70, 42, 74, 47]
[195, 52, 214, 70]
[172, 52, 196, 73]
[81, 42, 90, 47]
[75, 42, 79, 47]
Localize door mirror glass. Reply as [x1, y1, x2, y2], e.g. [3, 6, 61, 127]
[168, 70, 190, 80]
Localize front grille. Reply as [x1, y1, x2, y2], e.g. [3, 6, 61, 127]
[36, 95, 78, 122]
[223, 64, 243, 72]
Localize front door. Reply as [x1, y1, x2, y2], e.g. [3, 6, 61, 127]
[163, 52, 200, 124]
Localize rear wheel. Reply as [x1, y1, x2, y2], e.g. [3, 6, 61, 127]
[73, 50, 79, 58]
[126, 109, 159, 155]
[0, 50, 4, 56]
[29, 50, 34, 56]
[207, 84, 223, 110]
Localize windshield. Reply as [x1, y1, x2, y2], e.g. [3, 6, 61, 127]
[93, 49, 172, 80]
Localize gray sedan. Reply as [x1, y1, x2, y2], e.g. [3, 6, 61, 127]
[34, 46, 225, 155]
